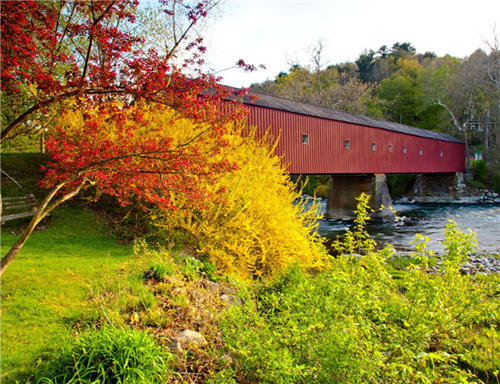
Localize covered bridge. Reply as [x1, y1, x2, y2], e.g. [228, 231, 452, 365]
[240, 91, 466, 220]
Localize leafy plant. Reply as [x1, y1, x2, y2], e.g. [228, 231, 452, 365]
[143, 263, 173, 281]
[34, 327, 176, 383]
[314, 183, 329, 198]
[473, 160, 490, 186]
[220, 195, 500, 383]
[331, 193, 377, 255]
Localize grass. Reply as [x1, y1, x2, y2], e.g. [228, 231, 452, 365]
[1, 205, 134, 383]
[34, 326, 177, 383]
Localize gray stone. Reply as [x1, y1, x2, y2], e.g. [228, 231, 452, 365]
[220, 293, 242, 307]
[166, 339, 183, 353]
[175, 329, 207, 349]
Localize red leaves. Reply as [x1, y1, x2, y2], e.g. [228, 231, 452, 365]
[236, 59, 267, 73]
[1, 0, 140, 139]
[2, 0, 252, 215]
[41, 103, 239, 213]
[2, 0, 252, 141]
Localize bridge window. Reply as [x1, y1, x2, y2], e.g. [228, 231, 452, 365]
[403, 146, 407, 154]
[419, 149, 423, 155]
[372, 142, 377, 151]
[344, 139, 350, 149]
[388, 144, 393, 152]
[302, 134, 309, 145]
[440, 151, 444, 157]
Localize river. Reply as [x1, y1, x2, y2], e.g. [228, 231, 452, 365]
[314, 200, 500, 255]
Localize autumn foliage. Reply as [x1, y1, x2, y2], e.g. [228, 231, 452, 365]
[40, 103, 326, 279]
[1, 0, 322, 279]
[0, 0, 236, 142]
[0, 0, 253, 275]
[41, 103, 237, 212]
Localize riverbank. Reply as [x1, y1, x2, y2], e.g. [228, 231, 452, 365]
[395, 189, 500, 204]
[396, 178, 500, 204]
[317, 201, 500, 256]
[2, 204, 499, 383]
[391, 253, 500, 275]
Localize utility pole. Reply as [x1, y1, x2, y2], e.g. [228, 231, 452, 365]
[485, 109, 489, 163]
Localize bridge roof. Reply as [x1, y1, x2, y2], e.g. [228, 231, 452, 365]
[242, 91, 463, 144]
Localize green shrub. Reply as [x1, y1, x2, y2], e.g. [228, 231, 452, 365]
[488, 163, 500, 193]
[34, 327, 176, 383]
[143, 262, 174, 281]
[386, 174, 417, 198]
[473, 160, 490, 186]
[220, 194, 500, 383]
[290, 174, 330, 196]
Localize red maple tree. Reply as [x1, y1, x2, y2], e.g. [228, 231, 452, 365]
[0, 0, 252, 275]
[1, 0, 246, 141]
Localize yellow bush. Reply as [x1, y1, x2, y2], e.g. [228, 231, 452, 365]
[314, 184, 329, 198]
[154, 123, 326, 279]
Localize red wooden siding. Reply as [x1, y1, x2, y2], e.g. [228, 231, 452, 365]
[246, 104, 465, 175]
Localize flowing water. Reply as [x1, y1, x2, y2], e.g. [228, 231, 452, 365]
[314, 200, 500, 254]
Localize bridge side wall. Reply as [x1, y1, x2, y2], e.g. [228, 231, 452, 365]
[246, 105, 465, 175]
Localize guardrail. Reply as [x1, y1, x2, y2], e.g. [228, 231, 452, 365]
[1, 194, 37, 222]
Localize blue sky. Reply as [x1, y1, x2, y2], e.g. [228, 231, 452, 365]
[200, 0, 500, 87]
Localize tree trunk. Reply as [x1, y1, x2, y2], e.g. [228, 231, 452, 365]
[463, 129, 471, 171]
[0, 178, 86, 276]
[0, 214, 42, 275]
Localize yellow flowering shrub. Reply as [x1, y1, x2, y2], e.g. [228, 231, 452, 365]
[154, 123, 326, 279]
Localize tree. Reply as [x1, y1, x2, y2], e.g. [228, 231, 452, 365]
[1, 101, 246, 275]
[355, 42, 417, 85]
[389, 42, 416, 63]
[483, 32, 500, 109]
[251, 40, 378, 116]
[1, 0, 251, 275]
[481, 31, 500, 164]
[0, 0, 229, 143]
[422, 51, 490, 169]
[376, 58, 424, 126]
[356, 49, 377, 83]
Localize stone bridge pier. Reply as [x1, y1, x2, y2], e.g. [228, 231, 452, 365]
[325, 174, 395, 222]
[409, 172, 465, 202]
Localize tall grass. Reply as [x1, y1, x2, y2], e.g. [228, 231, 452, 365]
[34, 327, 176, 383]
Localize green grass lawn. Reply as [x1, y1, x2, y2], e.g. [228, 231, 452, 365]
[1, 205, 134, 383]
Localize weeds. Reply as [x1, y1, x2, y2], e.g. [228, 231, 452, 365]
[34, 327, 176, 383]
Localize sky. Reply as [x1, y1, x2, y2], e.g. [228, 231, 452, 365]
[199, 0, 500, 87]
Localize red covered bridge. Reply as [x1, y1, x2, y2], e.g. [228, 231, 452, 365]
[239, 91, 466, 220]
